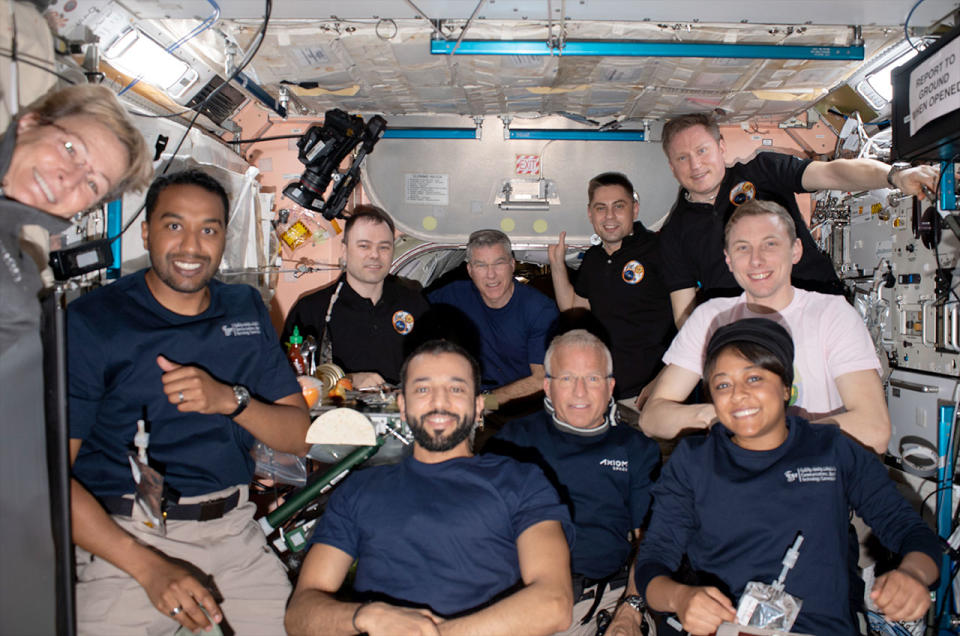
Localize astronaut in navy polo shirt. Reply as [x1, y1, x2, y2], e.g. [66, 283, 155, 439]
[429, 229, 558, 410]
[486, 329, 660, 636]
[282, 205, 429, 388]
[286, 340, 574, 636]
[68, 170, 311, 635]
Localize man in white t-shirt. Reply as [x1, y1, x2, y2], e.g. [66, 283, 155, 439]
[640, 199, 889, 453]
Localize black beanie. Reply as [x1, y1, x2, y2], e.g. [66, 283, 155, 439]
[705, 318, 794, 388]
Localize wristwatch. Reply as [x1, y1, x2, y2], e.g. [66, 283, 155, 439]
[619, 595, 651, 634]
[887, 162, 911, 189]
[229, 384, 250, 418]
[621, 594, 647, 613]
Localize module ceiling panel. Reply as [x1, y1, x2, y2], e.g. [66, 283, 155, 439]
[118, 1, 957, 25]
[76, 0, 960, 121]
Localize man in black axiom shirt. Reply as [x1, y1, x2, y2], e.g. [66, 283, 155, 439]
[659, 112, 939, 328]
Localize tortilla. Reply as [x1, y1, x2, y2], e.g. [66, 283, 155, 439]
[305, 408, 377, 446]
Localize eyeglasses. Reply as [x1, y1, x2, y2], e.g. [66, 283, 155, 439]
[469, 259, 512, 272]
[546, 374, 612, 387]
[47, 122, 106, 197]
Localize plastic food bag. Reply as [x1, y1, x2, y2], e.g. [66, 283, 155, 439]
[280, 219, 312, 250]
[128, 419, 165, 534]
[736, 580, 802, 630]
[736, 534, 804, 630]
[252, 441, 307, 486]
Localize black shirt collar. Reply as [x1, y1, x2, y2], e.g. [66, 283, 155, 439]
[599, 220, 652, 255]
[339, 273, 398, 308]
[678, 166, 735, 213]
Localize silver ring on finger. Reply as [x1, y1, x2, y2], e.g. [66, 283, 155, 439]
[170, 606, 182, 617]
[178, 391, 185, 404]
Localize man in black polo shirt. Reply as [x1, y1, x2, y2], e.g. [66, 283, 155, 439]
[549, 172, 674, 413]
[282, 205, 429, 388]
[660, 112, 939, 328]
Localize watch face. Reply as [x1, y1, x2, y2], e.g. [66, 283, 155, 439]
[623, 594, 645, 612]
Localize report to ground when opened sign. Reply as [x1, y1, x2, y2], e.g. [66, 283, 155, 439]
[909, 36, 960, 136]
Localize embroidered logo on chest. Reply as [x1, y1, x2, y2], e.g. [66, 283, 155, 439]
[220, 321, 261, 337]
[729, 181, 756, 206]
[783, 465, 837, 483]
[392, 310, 415, 335]
[621, 260, 645, 285]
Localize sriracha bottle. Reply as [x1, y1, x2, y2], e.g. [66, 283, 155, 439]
[287, 326, 308, 375]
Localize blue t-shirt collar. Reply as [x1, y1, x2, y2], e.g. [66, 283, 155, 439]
[130, 268, 227, 324]
[714, 414, 800, 459]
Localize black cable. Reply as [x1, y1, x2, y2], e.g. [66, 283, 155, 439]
[923, 406, 960, 543]
[111, 0, 273, 240]
[932, 157, 960, 310]
[951, 419, 960, 522]
[0, 46, 55, 66]
[111, 109, 203, 240]
[921, 485, 953, 512]
[9, 6, 18, 76]
[0, 47, 77, 84]
[932, 243, 958, 304]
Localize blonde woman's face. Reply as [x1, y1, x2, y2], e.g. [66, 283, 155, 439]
[5, 113, 127, 218]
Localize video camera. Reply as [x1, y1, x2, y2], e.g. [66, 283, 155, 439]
[283, 109, 387, 220]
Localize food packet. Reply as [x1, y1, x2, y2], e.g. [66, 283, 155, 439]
[736, 580, 802, 630]
[735, 534, 804, 630]
[128, 419, 166, 534]
[280, 219, 312, 250]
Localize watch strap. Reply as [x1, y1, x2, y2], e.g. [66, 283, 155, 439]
[887, 162, 910, 188]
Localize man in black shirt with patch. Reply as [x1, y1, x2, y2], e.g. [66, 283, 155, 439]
[549, 173, 675, 414]
[659, 112, 939, 328]
[282, 205, 429, 387]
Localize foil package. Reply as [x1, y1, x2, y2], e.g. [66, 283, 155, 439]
[736, 580, 802, 630]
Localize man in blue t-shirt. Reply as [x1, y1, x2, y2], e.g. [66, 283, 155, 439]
[286, 340, 575, 636]
[429, 229, 558, 410]
[68, 170, 311, 635]
[486, 330, 660, 635]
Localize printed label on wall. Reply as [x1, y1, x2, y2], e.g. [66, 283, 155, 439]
[405, 173, 449, 205]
